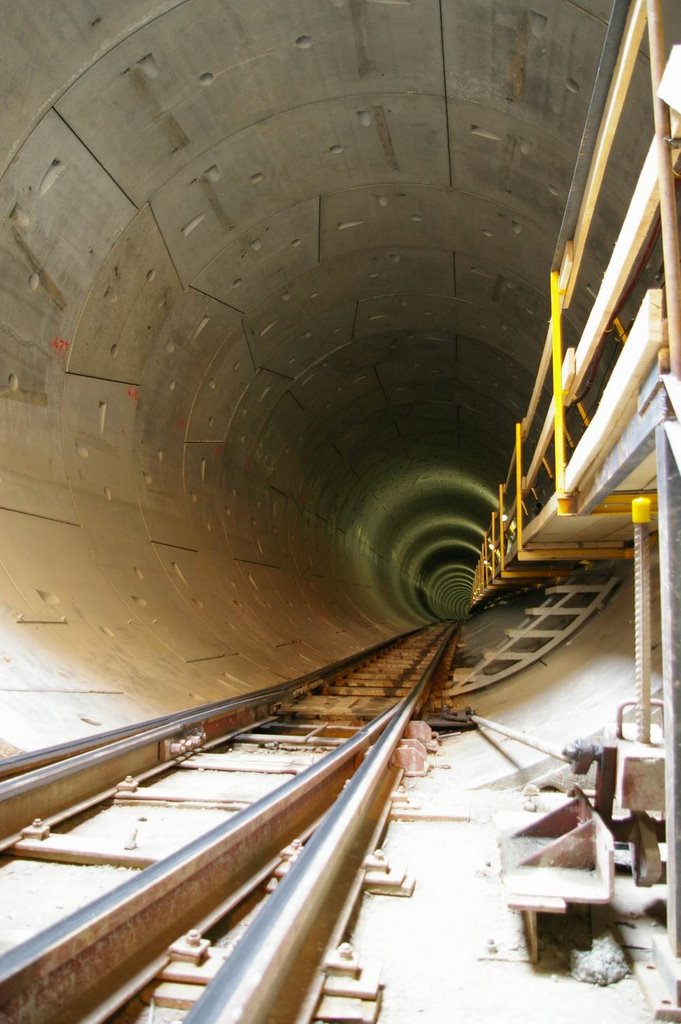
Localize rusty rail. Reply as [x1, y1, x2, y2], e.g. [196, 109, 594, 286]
[183, 623, 457, 1024]
[0, 628, 424, 850]
[0, 624, 454, 1024]
[0, 627, 421, 783]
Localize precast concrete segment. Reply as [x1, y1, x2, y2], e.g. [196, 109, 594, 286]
[0, 2, 679, 748]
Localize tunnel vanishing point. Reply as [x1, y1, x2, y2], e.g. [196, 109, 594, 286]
[1, 3, 680, 751]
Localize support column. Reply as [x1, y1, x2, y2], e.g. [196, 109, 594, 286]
[656, 423, 681, 956]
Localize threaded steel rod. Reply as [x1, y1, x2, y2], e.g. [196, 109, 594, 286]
[634, 520, 652, 743]
[470, 714, 568, 762]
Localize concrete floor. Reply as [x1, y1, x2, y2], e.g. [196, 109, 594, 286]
[353, 806, 652, 1023]
[349, 569, 662, 1022]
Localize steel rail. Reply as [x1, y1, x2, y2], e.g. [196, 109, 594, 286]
[0, 628, 420, 847]
[183, 622, 458, 1024]
[0, 625, 451, 1024]
[0, 627, 420, 782]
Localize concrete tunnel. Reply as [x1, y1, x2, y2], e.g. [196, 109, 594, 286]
[0, 0, 679, 754]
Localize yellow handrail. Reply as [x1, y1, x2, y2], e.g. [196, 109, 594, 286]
[467, 8, 677, 606]
[515, 422, 523, 553]
[550, 270, 568, 505]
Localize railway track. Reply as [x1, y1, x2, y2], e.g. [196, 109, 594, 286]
[0, 622, 457, 1024]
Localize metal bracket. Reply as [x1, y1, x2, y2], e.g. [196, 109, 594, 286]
[115, 775, 138, 795]
[390, 738, 429, 777]
[316, 943, 383, 1023]
[168, 930, 210, 966]
[160, 729, 206, 760]
[267, 837, 305, 890]
[20, 818, 50, 840]
[363, 848, 415, 897]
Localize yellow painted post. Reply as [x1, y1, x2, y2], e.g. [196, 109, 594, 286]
[613, 316, 628, 344]
[515, 422, 523, 552]
[491, 512, 497, 579]
[499, 484, 506, 571]
[550, 269, 568, 502]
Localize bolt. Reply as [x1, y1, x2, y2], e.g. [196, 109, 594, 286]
[21, 818, 51, 840]
[487, 939, 498, 955]
[373, 848, 386, 861]
[338, 942, 354, 960]
[117, 775, 138, 793]
[124, 826, 138, 851]
[185, 930, 202, 947]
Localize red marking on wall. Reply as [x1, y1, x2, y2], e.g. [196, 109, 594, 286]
[178, 416, 188, 430]
[215, 445, 224, 457]
[127, 385, 139, 401]
[50, 337, 70, 357]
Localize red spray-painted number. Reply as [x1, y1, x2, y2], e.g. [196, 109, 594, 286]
[178, 416, 188, 430]
[215, 445, 224, 457]
[51, 337, 70, 357]
[127, 385, 139, 401]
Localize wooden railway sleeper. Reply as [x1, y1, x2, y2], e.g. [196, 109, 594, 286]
[180, 624, 456, 1024]
[0, 624, 453, 1023]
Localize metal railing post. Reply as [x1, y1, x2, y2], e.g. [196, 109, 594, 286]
[499, 484, 506, 572]
[515, 422, 524, 552]
[550, 270, 569, 505]
[491, 512, 497, 579]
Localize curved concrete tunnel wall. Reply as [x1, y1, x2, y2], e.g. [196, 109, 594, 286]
[0, 1, 677, 748]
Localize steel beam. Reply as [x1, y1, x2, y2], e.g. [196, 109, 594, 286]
[656, 423, 681, 956]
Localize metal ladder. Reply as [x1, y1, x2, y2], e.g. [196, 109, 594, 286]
[448, 577, 619, 696]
